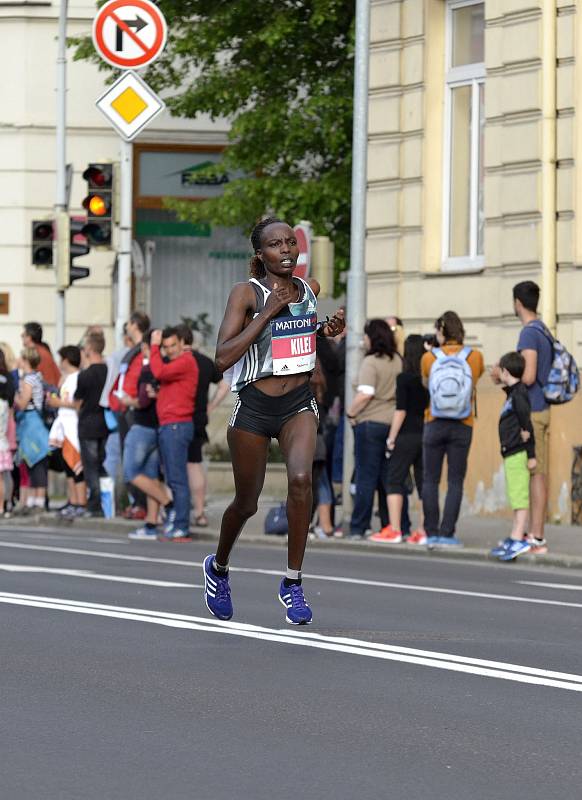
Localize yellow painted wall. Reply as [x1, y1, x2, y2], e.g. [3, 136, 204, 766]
[366, 0, 582, 521]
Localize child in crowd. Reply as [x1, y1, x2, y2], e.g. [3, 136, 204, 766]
[491, 351, 537, 561]
[47, 346, 87, 517]
[370, 334, 429, 544]
[14, 347, 49, 512]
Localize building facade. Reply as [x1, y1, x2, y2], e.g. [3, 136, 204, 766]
[0, 0, 248, 352]
[366, 0, 582, 521]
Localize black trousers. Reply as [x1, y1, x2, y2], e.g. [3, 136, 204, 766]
[422, 419, 472, 538]
[80, 437, 107, 512]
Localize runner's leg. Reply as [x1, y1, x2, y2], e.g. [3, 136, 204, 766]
[278, 411, 318, 572]
[215, 426, 269, 566]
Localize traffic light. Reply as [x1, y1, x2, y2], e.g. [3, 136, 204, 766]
[55, 213, 91, 290]
[31, 219, 54, 267]
[82, 162, 114, 247]
[70, 218, 91, 284]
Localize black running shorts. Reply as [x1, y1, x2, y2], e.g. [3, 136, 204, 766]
[229, 382, 319, 439]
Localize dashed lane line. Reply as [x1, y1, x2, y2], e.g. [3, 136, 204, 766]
[518, 581, 582, 592]
[0, 591, 581, 693]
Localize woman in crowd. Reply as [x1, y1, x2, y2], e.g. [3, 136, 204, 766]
[421, 311, 484, 546]
[370, 334, 428, 544]
[346, 318, 401, 539]
[14, 347, 49, 513]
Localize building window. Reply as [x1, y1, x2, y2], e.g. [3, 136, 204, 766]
[443, 0, 485, 271]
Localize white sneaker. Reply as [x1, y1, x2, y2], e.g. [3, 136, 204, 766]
[128, 526, 159, 540]
[313, 526, 332, 540]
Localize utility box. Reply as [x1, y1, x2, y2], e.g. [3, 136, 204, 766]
[311, 236, 334, 298]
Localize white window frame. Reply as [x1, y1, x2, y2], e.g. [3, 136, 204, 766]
[442, 0, 486, 272]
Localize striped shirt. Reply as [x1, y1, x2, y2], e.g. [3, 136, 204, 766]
[227, 277, 318, 393]
[23, 371, 44, 412]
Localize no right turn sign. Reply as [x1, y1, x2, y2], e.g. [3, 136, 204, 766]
[93, 0, 168, 69]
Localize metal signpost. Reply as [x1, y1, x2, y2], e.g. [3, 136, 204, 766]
[342, 0, 371, 521]
[92, 0, 167, 345]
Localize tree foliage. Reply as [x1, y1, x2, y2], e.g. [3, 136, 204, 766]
[73, 0, 355, 282]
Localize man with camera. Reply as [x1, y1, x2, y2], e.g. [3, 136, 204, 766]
[125, 330, 174, 540]
[149, 326, 199, 540]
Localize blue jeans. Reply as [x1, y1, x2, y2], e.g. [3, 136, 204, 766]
[422, 419, 472, 537]
[158, 422, 193, 532]
[123, 425, 160, 483]
[350, 420, 390, 536]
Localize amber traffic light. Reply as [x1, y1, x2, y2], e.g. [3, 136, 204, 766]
[82, 163, 114, 246]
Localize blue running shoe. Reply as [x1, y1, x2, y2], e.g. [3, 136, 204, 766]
[203, 554, 233, 620]
[427, 535, 463, 549]
[490, 537, 513, 558]
[278, 579, 313, 625]
[498, 539, 531, 562]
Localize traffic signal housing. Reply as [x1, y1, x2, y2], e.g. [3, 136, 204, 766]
[31, 219, 54, 267]
[55, 213, 91, 290]
[82, 162, 114, 247]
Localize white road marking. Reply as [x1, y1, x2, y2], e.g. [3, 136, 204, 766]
[518, 581, 582, 592]
[0, 564, 198, 588]
[0, 540, 581, 611]
[0, 591, 580, 693]
[7, 532, 125, 545]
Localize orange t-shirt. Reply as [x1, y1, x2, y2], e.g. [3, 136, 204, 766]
[421, 343, 484, 427]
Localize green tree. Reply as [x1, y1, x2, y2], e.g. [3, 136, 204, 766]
[73, 0, 354, 287]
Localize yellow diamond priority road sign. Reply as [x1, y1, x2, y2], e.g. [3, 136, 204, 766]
[96, 70, 164, 141]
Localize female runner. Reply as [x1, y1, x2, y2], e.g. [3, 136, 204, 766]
[203, 218, 345, 625]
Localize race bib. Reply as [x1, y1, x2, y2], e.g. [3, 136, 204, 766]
[271, 313, 317, 375]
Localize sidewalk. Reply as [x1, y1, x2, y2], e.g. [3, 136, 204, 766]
[4, 495, 582, 570]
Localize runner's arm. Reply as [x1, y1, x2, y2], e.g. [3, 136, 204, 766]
[215, 283, 278, 373]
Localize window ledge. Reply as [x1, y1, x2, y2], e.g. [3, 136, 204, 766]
[434, 256, 485, 276]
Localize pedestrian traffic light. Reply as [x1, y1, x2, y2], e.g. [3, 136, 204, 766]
[31, 219, 54, 267]
[82, 162, 114, 247]
[55, 213, 91, 290]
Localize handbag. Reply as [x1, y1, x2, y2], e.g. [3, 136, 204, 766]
[264, 503, 288, 536]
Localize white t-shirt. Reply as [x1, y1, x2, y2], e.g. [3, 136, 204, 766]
[58, 371, 79, 420]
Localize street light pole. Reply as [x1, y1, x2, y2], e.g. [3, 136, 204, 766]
[342, 0, 371, 522]
[55, 0, 68, 351]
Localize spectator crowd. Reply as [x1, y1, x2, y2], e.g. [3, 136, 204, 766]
[0, 279, 577, 560]
[0, 315, 229, 540]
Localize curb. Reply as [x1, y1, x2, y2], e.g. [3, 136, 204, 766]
[2, 513, 582, 570]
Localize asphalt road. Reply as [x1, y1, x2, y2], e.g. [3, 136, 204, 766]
[1, 524, 582, 800]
